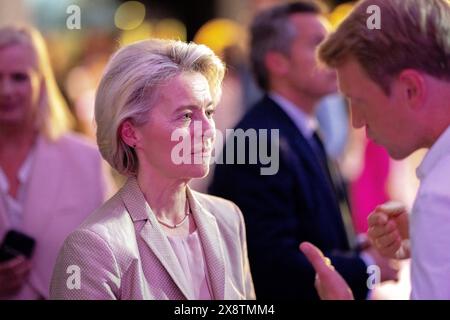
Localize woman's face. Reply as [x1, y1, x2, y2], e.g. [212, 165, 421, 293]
[0, 44, 41, 128]
[135, 72, 216, 180]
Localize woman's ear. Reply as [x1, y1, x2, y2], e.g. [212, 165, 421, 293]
[120, 120, 139, 148]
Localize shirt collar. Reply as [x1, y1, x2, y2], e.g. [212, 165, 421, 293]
[0, 142, 36, 193]
[416, 125, 450, 180]
[0, 168, 7, 194]
[269, 92, 318, 139]
[17, 147, 35, 184]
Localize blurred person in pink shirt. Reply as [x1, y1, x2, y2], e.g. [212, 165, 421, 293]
[0, 25, 112, 299]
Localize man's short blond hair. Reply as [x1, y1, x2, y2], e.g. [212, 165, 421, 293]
[318, 0, 450, 94]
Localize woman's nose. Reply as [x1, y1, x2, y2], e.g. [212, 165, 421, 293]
[192, 114, 215, 140]
[203, 118, 215, 139]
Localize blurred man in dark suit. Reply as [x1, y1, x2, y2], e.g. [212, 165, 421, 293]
[209, 1, 398, 299]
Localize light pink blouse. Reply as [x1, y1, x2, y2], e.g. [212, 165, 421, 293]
[167, 230, 212, 300]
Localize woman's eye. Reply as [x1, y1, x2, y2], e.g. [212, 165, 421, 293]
[12, 73, 28, 82]
[206, 109, 215, 118]
[182, 113, 192, 121]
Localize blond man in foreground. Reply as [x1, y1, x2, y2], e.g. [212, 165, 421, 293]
[301, 0, 450, 299]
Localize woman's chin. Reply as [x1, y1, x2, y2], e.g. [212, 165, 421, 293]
[182, 163, 210, 179]
[192, 164, 210, 178]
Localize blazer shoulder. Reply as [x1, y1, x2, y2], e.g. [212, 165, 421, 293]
[52, 133, 102, 162]
[236, 96, 291, 132]
[57, 132, 97, 150]
[78, 191, 131, 235]
[64, 190, 137, 269]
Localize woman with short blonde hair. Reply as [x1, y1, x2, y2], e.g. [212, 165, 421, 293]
[50, 39, 255, 300]
[95, 39, 225, 176]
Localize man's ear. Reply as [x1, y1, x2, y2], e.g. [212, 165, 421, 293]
[265, 51, 289, 77]
[119, 119, 140, 148]
[397, 69, 427, 111]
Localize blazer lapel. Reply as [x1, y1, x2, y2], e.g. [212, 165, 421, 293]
[0, 189, 10, 240]
[120, 177, 193, 300]
[22, 136, 63, 237]
[265, 97, 338, 198]
[293, 132, 336, 191]
[187, 187, 226, 300]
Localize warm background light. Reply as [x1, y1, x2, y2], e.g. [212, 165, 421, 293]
[194, 18, 246, 56]
[154, 18, 187, 41]
[114, 1, 146, 31]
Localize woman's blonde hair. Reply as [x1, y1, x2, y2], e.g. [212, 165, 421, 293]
[0, 25, 74, 139]
[95, 39, 225, 176]
[318, 0, 450, 94]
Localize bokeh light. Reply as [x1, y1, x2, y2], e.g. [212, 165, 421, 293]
[154, 19, 187, 41]
[114, 1, 146, 30]
[328, 2, 355, 28]
[194, 18, 246, 56]
[119, 21, 152, 46]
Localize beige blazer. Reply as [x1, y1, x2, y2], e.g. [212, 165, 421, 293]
[0, 133, 112, 299]
[50, 177, 255, 300]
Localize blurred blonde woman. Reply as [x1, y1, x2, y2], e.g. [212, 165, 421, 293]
[0, 25, 112, 299]
[50, 39, 255, 300]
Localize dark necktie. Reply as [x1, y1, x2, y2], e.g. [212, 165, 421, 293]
[309, 131, 329, 175]
[309, 130, 357, 249]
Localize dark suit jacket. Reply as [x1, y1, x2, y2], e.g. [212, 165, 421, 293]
[209, 95, 369, 300]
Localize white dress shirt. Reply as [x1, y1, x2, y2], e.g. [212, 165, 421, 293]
[410, 125, 450, 299]
[167, 230, 213, 299]
[269, 92, 318, 139]
[0, 148, 35, 228]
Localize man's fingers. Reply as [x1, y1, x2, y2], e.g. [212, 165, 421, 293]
[314, 276, 326, 298]
[368, 201, 406, 228]
[379, 238, 402, 257]
[368, 220, 397, 239]
[300, 242, 332, 275]
[378, 201, 406, 217]
[303, 243, 354, 300]
[375, 230, 401, 249]
[368, 211, 389, 227]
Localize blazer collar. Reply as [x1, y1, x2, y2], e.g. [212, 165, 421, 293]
[0, 136, 45, 238]
[120, 177, 226, 300]
[22, 136, 63, 237]
[0, 190, 9, 239]
[187, 187, 226, 300]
